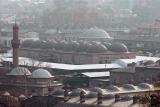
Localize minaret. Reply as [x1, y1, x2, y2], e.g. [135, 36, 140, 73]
[12, 22, 20, 68]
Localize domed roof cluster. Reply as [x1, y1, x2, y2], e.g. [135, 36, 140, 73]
[52, 83, 154, 99]
[22, 39, 128, 53]
[8, 67, 53, 79]
[54, 40, 128, 53]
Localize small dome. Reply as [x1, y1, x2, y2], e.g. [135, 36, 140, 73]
[89, 42, 108, 53]
[66, 41, 79, 51]
[31, 69, 53, 78]
[83, 28, 111, 39]
[109, 43, 128, 52]
[19, 94, 26, 98]
[106, 85, 121, 92]
[78, 40, 92, 52]
[85, 92, 97, 98]
[122, 84, 136, 90]
[138, 83, 153, 89]
[58, 40, 68, 50]
[8, 67, 31, 76]
[3, 92, 10, 96]
[70, 41, 80, 51]
[89, 87, 106, 94]
[102, 42, 112, 48]
[143, 60, 154, 66]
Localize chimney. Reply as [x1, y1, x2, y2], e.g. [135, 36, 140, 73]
[12, 22, 20, 68]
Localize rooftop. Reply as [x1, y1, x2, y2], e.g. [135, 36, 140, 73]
[1, 55, 160, 71]
[82, 71, 110, 77]
[0, 57, 122, 70]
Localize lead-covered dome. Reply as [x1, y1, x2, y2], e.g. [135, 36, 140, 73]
[108, 43, 128, 52]
[82, 28, 111, 39]
[89, 42, 108, 53]
[31, 69, 53, 78]
[106, 85, 121, 92]
[122, 84, 136, 90]
[8, 67, 31, 76]
[89, 87, 106, 94]
[138, 83, 153, 89]
[78, 40, 92, 52]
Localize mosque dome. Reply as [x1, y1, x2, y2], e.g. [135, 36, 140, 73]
[106, 85, 121, 92]
[3, 92, 10, 96]
[138, 83, 153, 89]
[122, 84, 136, 90]
[89, 87, 106, 94]
[82, 28, 111, 39]
[31, 69, 53, 78]
[58, 40, 68, 50]
[85, 92, 97, 98]
[67, 41, 80, 51]
[71, 41, 80, 51]
[69, 88, 88, 97]
[19, 94, 26, 99]
[108, 42, 128, 52]
[89, 42, 108, 53]
[78, 40, 92, 52]
[8, 67, 31, 76]
[102, 42, 112, 48]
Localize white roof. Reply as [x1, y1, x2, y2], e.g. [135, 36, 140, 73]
[71, 63, 122, 70]
[1, 56, 159, 70]
[7, 67, 31, 76]
[31, 69, 53, 78]
[114, 56, 160, 67]
[0, 57, 122, 70]
[82, 71, 110, 77]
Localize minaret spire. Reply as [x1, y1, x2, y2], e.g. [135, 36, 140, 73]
[12, 20, 20, 68]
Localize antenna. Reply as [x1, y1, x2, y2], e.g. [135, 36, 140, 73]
[14, 15, 18, 26]
[15, 18, 17, 25]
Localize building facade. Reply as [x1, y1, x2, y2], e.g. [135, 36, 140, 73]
[0, 67, 62, 96]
